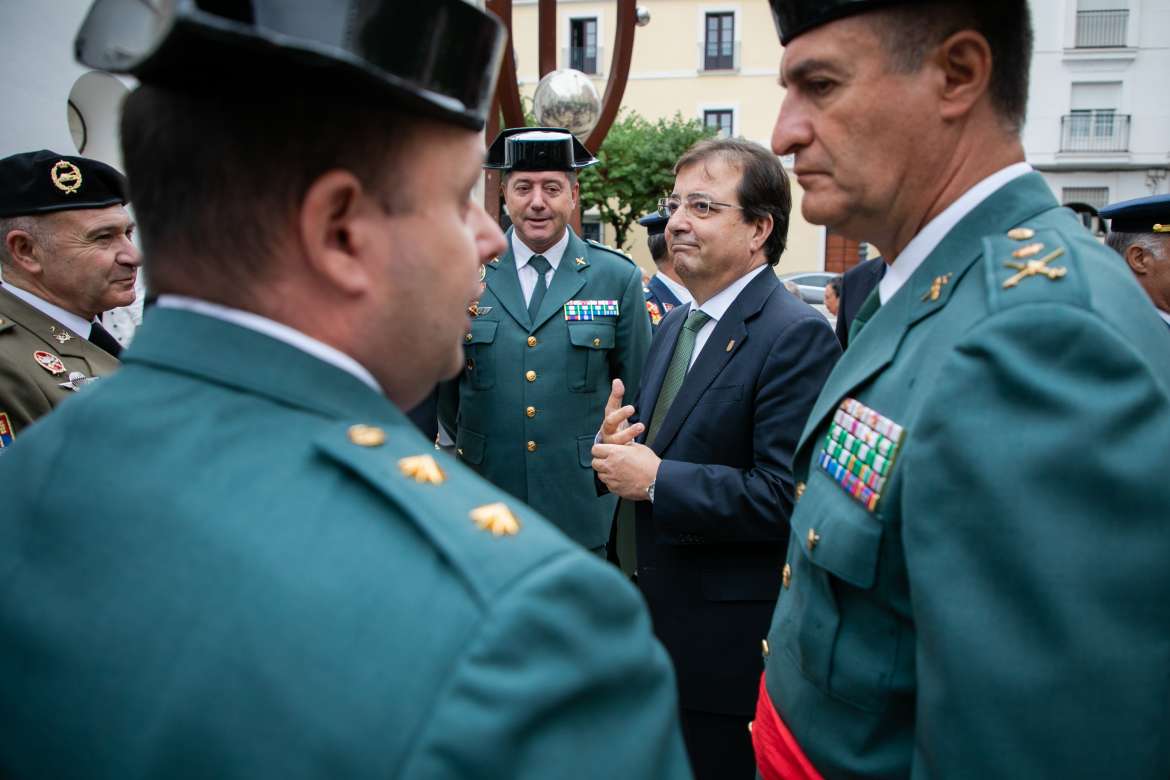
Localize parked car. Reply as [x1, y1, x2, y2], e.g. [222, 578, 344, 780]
[779, 272, 837, 305]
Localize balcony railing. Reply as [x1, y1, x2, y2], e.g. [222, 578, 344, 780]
[1075, 9, 1128, 48]
[1060, 112, 1130, 153]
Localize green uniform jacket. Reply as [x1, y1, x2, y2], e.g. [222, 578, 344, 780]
[763, 173, 1170, 779]
[0, 306, 691, 779]
[439, 228, 652, 549]
[0, 283, 119, 441]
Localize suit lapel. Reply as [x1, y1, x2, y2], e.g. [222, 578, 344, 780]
[796, 172, 1064, 452]
[636, 304, 686, 428]
[648, 270, 778, 454]
[649, 276, 682, 308]
[531, 230, 587, 332]
[484, 235, 530, 329]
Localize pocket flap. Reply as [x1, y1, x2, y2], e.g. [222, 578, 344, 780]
[790, 469, 883, 589]
[456, 427, 486, 465]
[577, 434, 596, 468]
[567, 322, 615, 349]
[466, 320, 498, 345]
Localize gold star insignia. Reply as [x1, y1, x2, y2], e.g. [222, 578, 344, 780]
[470, 502, 521, 537]
[1007, 227, 1035, 241]
[398, 454, 446, 485]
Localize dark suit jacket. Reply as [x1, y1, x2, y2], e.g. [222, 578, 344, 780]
[834, 257, 886, 349]
[622, 268, 840, 716]
[644, 275, 685, 330]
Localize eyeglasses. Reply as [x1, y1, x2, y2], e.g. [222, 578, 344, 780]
[658, 196, 745, 219]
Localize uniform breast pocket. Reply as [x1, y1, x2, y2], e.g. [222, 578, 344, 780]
[566, 322, 614, 392]
[463, 320, 497, 390]
[779, 472, 898, 712]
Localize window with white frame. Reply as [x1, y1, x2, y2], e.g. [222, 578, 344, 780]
[703, 109, 734, 138]
[704, 12, 734, 70]
[570, 17, 599, 74]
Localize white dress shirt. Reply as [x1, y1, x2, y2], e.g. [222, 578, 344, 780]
[5, 283, 94, 338]
[512, 229, 569, 305]
[688, 265, 769, 370]
[156, 295, 382, 393]
[879, 162, 1033, 304]
[655, 272, 693, 305]
[1158, 309, 1170, 328]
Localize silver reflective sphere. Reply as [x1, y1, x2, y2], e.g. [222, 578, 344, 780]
[533, 69, 602, 140]
[636, 6, 651, 26]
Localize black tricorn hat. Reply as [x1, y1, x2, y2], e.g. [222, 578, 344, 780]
[1100, 194, 1170, 235]
[0, 150, 128, 219]
[74, 0, 506, 131]
[484, 127, 599, 172]
[638, 212, 669, 237]
[769, 0, 930, 45]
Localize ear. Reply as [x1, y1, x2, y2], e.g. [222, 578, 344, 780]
[750, 213, 774, 255]
[298, 170, 377, 296]
[1125, 243, 1150, 276]
[569, 178, 580, 210]
[932, 30, 993, 122]
[3, 229, 43, 275]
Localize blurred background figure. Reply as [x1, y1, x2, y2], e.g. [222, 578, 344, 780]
[833, 255, 885, 349]
[823, 275, 841, 317]
[1101, 193, 1170, 329]
[639, 211, 692, 329]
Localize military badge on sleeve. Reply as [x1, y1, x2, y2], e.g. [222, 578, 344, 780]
[817, 398, 906, 512]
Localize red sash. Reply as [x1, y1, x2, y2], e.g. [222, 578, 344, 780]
[752, 672, 824, 780]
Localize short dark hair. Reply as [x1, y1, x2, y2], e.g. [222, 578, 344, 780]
[673, 138, 791, 266]
[827, 276, 842, 297]
[120, 85, 414, 301]
[647, 232, 668, 264]
[871, 2, 1033, 132]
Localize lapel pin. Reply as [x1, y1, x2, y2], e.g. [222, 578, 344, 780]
[48, 325, 73, 344]
[575, 257, 587, 266]
[725, 339, 735, 352]
[921, 273, 953, 302]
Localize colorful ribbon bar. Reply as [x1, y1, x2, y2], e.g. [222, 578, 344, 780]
[817, 398, 906, 512]
[564, 300, 620, 320]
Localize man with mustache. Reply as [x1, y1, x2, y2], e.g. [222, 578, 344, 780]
[0, 150, 138, 445]
[440, 128, 652, 555]
[755, 1, 1170, 778]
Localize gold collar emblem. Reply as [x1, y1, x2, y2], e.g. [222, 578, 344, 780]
[1003, 248, 1067, 289]
[398, 455, 446, 485]
[50, 160, 83, 194]
[921, 273, 953, 302]
[470, 502, 521, 536]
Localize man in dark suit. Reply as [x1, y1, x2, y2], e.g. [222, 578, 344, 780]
[833, 255, 885, 349]
[639, 212, 692, 329]
[592, 138, 840, 778]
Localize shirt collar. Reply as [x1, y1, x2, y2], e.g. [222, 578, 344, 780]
[512, 228, 570, 271]
[3, 283, 93, 337]
[879, 162, 1033, 304]
[655, 272, 693, 304]
[694, 265, 769, 323]
[155, 295, 382, 393]
[1158, 308, 1170, 327]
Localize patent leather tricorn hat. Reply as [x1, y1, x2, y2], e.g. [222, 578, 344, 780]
[768, 0, 932, 45]
[484, 128, 599, 172]
[74, 0, 507, 130]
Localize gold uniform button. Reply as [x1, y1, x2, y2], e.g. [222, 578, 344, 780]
[465, 333, 473, 342]
[761, 639, 770, 658]
[466, 359, 475, 371]
[592, 337, 601, 347]
[526, 406, 537, 418]
[782, 563, 791, 589]
[795, 481, 806, 501]
[527, 440, 537, 452]
[527, 336, 538, 347]
[347, 424, 386, 448]
[747, 721, 754, 734]
[525, 370, 537, 382]
[807, 527, 820, 551]
[456, 448, 465, 457]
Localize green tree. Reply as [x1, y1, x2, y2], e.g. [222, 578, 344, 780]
[579, 110, 716, 250]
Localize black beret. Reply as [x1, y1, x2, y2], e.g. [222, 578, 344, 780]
[74, 0, 506, 131]
[638, 212, 669, 237]
[0, 150, 128, 219]
[1099, 194, 1170, 235]
[485, 128, 599, 172]
[769, 0, 933, 45]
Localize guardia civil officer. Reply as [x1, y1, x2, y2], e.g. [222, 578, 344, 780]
[1101, 193, 1170, 328]
[439, 128, 652, 554]
[639, 211, 692, 329]
[0, 2, 690, 778]
[0, 150, 137, 445]
[755, 1, 1170, 778]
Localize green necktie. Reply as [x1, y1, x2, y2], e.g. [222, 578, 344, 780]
[645, 309, 712, 446]
[527, 254, 552, 322]
[848, 287, 882, 344]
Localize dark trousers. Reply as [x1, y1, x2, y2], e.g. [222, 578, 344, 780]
[680, 708, 756, 779]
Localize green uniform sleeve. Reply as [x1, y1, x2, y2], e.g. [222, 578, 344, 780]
[903, 303, 1170, 778]
[612, 265, 652, 400]
[399, 550, 692, 779]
